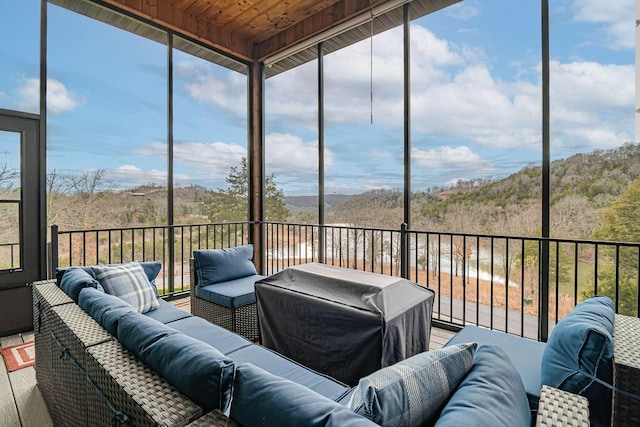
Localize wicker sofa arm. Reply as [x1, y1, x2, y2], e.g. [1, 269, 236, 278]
[535, 385, 589, 426]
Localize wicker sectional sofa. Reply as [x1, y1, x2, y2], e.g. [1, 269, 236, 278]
[33, 272, 589, 427]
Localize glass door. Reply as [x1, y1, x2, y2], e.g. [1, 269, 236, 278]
[0, 110, 42, 335]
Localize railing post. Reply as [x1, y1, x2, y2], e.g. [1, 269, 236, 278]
[540, 238, 550, 342]
[49, 224, 59, 279]
[168, 225, 175, 295]
[401, 223, 409, 279]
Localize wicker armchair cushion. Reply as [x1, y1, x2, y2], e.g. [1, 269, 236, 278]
[91, 262, 160, 314]
[78, 286, 135, 336]
[59, 267, 103, 302]
[348, 343, 477, 426]
[118, 311, 235, 412]
[230, 363, 377, 427]
[194, 245, 258, 286]
[435, 345, 531, 427]
[541, 295, 614, 425]
[195, 275, 263, 308]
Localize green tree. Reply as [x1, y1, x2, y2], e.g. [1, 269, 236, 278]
[589, 178, 640, 315]
[201, 158, 290, 223]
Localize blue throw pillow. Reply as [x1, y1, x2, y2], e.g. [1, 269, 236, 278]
[435, 345, 531, 427]
[348, 343, 476, 426]
[78, 287, 135, 336]
[91, 262, 160, 314]
[59, 267, 103, 302]
[231, 363, 377, 427]
[541, 295, 614, 424]
[117, 312, 234, 412]
[139, 260, 162, 298]
[194, 245, 258, 286]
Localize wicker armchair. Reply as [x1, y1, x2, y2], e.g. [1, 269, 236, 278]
[189, 258, 260, 341]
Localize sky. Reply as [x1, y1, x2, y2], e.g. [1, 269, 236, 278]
[0, 0, 635, 196]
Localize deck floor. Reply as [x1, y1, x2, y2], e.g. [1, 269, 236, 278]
[1, 304, 455, 427]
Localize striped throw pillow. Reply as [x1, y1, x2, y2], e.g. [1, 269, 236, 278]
[348, 343, 477, 427]
[91, 262, 160, 314]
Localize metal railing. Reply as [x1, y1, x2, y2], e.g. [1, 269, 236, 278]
[51, 221, 640, 340]
[51, 222, 250, 296]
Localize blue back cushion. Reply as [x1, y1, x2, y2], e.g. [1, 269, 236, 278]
[59, 267, 103, 302]
[231, 363, 377, 427]
[57, 261, 163, 297]
[78, 287, 135, 336]
[117, 312, 234, 412]
[348, 343, 476, 426]
[435, 345, 531, 427]
[541, 296, 614, 424]
[193, 245, 258, 286]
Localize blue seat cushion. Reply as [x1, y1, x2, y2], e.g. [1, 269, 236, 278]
[435, 345, 531, 427]
[348, 343, 477, 426]
[227, 344, 351, 402]
[78, 286, 135, 336]
[59, 267, 104, 302]
[195, 275, 263, 309]
[118, 312, 234, 412]
[166, 316, 252, 354]
[230, 363, 377, 427]
[541, 296, 614, 425]
[194, 245, 258, 286]
[144, 299, 191, 324]
[446, 325, 545, 407]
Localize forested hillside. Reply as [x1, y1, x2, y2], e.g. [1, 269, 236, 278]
[316, 143, 640, 240]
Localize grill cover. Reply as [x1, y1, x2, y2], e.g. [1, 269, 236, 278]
[255, 263, 435, 386]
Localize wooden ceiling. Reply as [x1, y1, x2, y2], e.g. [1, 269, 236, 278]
[97, 0, 460, 64]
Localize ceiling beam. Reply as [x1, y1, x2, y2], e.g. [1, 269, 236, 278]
[99, 0, 253, 61]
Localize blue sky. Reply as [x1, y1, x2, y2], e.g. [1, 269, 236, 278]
[0, 0, 635, 196]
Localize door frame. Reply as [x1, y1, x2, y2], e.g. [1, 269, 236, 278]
[0, 108, 45, 335]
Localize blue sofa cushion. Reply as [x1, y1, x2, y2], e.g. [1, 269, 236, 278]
[167, 316, 252, 354]
[117, 312, 234, 412]
[91, 262, 159, 313]
[57, 261, 163, 297]
[541, 295, 614, 424]
[445, 325, 546, 406]
[194, 245, 258, 286]
[144, 299, 191, 324]
[195, 275, 263, 308]
[78, 287, 135, 336]
[231, 363, 377, 427]
[227, 344, 351, 402]
[59, 267, 104, 302]
[348, 343, 477, 426]
[435, 345, 531, 427]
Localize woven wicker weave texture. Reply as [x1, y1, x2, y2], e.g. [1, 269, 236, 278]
[536, 385, 589, 427]
[612, 314, 640, 427]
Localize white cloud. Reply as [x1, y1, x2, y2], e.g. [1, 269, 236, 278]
[412, 146, 493, 173]
[265, 133, 330, 175]
[447, 0, 480, 21]
[179, 61, 247, 117]
[0, 91, 6, 99]
[15, 77, 85, 115]
[572, 0, 634, 50]
[134, 141, 246, 181]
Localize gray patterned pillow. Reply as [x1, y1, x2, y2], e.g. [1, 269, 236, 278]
[348, 342, 477, 427]
[91, 262, 160, 314]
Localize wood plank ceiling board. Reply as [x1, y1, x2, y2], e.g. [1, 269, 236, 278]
[51, 0, 461, 75]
